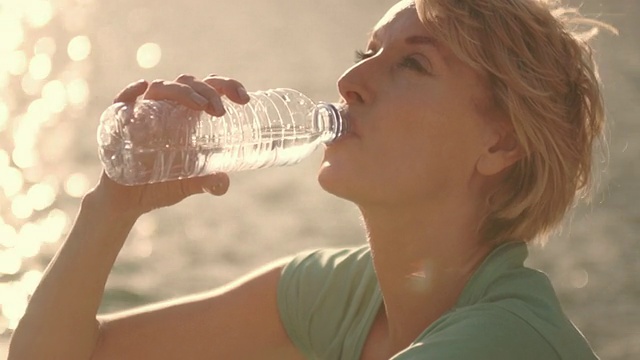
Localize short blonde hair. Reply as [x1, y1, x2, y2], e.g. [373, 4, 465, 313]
[415, 0, 615, 244]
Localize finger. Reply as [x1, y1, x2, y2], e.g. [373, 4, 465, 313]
[143, 79, 210, 111]
[202, 173, 230, 196]
[180, 173, 230, 197]
[175, 74, 225, 117]
[113, 80, 149, 103]
[203, 75, 251, 105]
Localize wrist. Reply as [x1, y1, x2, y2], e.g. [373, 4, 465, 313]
[81, 187, 144, 223]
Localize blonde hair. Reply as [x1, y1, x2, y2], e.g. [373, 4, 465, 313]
[415, 0, 616, 244]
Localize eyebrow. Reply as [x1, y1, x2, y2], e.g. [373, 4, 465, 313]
[405, 35, 450, 68]
[405, 35, 439, 47]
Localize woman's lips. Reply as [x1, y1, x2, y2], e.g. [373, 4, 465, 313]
[337, 106, 359, 138]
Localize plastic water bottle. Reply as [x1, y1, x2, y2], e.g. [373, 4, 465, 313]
[97, 88, 346, 185]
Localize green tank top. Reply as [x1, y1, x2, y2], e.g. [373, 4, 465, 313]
[277, 242, 598, 359]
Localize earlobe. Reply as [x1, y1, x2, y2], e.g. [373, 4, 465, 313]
[477, 130, 523, 176]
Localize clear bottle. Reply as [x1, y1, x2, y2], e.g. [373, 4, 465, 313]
[97, 88, 346, 185]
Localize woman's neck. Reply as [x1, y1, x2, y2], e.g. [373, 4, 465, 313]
[359, 198, 494, 354]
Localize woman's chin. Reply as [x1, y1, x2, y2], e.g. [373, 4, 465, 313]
[317, 160, 352, 199]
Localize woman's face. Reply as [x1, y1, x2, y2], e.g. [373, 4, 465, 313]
[318, 1, 499, 209]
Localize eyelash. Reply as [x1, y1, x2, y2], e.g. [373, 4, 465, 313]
[354, 49, 431, 75]
[354, 49, 372, 62]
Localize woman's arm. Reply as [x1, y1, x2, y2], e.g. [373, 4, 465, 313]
[10, 195, 303, 360]
[9, 76, 304, 360]
[9, 193, 141, 360]
[93, 257, 303, 360]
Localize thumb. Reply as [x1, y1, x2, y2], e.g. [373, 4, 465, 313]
[200, 173, 230, 196]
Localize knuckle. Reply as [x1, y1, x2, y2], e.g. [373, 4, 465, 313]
[148, 79, 166, 89]
[175, 74, 195, 83]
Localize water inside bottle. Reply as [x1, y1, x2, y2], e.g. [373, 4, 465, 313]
[103, 129, 323, 185]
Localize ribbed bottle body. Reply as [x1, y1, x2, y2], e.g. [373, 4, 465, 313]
[97, 88, 342, 185]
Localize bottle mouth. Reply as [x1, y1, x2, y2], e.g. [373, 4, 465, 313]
[314, 102, 347, 143]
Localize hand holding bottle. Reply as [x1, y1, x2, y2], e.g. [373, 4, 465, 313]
[89, 75, 250, 217]
[98, 76, 344, 186]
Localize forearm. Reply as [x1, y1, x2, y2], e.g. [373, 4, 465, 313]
[9, 194, 139, 360]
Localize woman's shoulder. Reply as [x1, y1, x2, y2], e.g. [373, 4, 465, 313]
[396, 242, 598, 360]
[283, 245, 372, 275]
[277, 245, 380, 359]
[278, 244, 376, 303]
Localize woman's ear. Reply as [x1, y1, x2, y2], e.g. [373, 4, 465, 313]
[476, 122, 524, 176]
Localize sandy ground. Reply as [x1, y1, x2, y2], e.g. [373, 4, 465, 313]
[0, 0, 638, 358]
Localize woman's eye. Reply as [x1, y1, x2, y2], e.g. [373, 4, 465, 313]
[399, 56, 431, 75]
[354, 49, 375, 63]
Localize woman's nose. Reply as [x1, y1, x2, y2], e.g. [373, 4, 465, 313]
[337, 62, 374, 105]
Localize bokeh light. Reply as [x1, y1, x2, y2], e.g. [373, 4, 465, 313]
[28, 54, 52, 80]
[64, 172, 90, 198]
[0, 103, 8, 132]
[16, 223, 44, 258]
[11, 195, 34, 220]
[66, 78, 90, 106]
[0, 0, 93, 340]
[0, 150, 10, 168]
[20, 74, 42, 96]
[27, 182, 57, 211]
[41, 80, 68, 113]
[23, 0, 55, 28]
[136, 42, 162, 69]
[67, 35, 91, 61]
[1, 167, 24, 198]
[1, 282, 28, 330]
[0, 223, 18, 248]
[0, 250, 22, 275]
[0, 18, 24, 52]
[6, 51, 27, 76]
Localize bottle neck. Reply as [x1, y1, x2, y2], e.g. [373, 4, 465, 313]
[314, 102, 347, 143]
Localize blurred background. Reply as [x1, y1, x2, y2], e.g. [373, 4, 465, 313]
[0, 0, 637, 358]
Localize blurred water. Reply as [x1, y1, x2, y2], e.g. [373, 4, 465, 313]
[0, 0, 638, 359]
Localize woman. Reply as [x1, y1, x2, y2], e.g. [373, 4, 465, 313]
[9, 0, 610, 359]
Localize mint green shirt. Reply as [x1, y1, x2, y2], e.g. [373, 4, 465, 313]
[277, 242, 598, 359]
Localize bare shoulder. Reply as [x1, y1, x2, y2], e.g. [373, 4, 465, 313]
[92, 258, 305, 360]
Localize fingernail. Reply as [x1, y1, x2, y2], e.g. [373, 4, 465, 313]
[237, 87, 250, 101]
[214, 99, 226, 116]
[190, 93, 208, 107]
